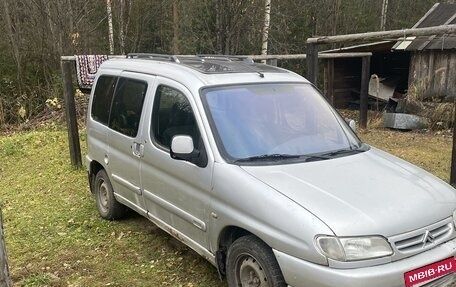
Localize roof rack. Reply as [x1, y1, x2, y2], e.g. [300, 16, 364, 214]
[126, 53, 179, 62]
[196, 55, 254, 63]
[126, 53, 254, 64]
[122, 53, 284, 75]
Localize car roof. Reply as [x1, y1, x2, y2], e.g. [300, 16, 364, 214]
[98, 54, 309, 88]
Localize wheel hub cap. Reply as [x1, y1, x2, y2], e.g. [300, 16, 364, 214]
[99, 182, 109, 210]
[239, 257, 266, 287]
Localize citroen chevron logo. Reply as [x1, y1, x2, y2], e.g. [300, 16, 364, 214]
[423, 230, 435, 245]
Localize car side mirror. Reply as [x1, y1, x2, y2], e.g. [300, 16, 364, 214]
[345, 118, 356, 132]
[170, 135, 200, 161]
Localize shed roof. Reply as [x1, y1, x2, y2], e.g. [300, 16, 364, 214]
[394, 3, 456, 51]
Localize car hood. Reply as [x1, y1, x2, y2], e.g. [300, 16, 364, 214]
[241, 147, 456, 237]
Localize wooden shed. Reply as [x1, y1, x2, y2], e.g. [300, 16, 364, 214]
[322, 2, 456, 108]
[393, 3, 456, 102]
[322, 41, 409, 108]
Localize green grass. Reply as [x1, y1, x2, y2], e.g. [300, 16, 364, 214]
[360, 129, 452, 182]
[0, 129, 222, 287]
[0, 127, 453, 286]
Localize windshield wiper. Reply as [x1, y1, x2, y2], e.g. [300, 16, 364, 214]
[233, 145, 369, 164]
[301, 154, 331, 162]
[319, 144, 369, 158]
[233, 153, 301, 163]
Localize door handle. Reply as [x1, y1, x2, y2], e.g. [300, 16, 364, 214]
[132, 142, 144, 157]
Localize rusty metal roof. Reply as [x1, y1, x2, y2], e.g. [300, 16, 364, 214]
[394, 3, 456, 51]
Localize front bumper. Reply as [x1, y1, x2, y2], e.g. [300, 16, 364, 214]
[274, 238, 456, 287]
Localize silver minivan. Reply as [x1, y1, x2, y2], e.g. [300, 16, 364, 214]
[86, 54, 456, 287]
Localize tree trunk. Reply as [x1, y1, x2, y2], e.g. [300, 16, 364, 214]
[172, 0, 179, 54]
[1, 0, 22, 91]
[0, 206, 12, 287]
[67, 0, 74, 49]
[380, 0, 388, 31]
[106, 0, 115, 54]
[45, 1, 63, 58]
[261, 0, 271, 58]
[332, 0, 341, 36]
[215, 0, 221, 53]
[119, 0, 125, 55]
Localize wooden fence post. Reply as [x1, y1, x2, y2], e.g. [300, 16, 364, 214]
[306, 43, 318, 85]
[0, 205, 12, 287]
[61, 60, 82, 168]
[359, 56, 371, 129]
[324, 58, 335, 105]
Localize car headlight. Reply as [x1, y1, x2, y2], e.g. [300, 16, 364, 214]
[316, 235, 393, 261]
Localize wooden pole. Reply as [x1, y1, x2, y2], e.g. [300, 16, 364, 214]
[324, 59, 335, 105]
[307, 24, 456, 44]
[61, 53, 373, 62]
[0, 205, 12, 287]
[360, 56, 371, 129]
[249, 52, 372, 60]
[451, 102, 456, 187]
[306, 43, 318, 85]
[61, 61, 82, 168]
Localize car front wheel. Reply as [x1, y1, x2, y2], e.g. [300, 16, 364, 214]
[226, 235, 286, 287]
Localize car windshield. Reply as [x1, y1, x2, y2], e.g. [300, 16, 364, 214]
[202, 83, 362, 163]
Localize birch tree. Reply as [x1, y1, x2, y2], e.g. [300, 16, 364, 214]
[106, 0, 114, 54]
[119, 0, 125, 54]
[261, 0, 271, 57]
[380, 0, 389, 31]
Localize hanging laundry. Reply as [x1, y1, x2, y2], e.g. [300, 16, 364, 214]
[75, 55, 108, 89]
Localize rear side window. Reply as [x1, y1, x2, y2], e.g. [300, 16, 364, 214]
[151, 85, 200, 149]
[109, 78, 148, 137]
[91, 76, 117, 125]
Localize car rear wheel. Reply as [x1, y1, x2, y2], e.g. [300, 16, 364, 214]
[94, 169, 125, 220]
[226, 235, 286, 287]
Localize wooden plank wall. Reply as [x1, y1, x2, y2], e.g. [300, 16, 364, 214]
[409, 50, 456, 101]
[447, 52, 456, 100]
[324, 58, 362, 108]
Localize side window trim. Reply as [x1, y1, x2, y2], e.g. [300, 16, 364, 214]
[151, 84, 194, 151]
[150, 84, 208, 167]
[106, 77, 120, 127]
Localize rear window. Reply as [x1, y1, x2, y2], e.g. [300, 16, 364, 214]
[91, 76, 117, 125]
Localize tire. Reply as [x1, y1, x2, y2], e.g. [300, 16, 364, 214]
[226, 235, 287, 287]
[94, 169, 126, 220]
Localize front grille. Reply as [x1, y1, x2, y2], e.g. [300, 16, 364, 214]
[395, 223, 452, 252]
[389, 217, 455, 261]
